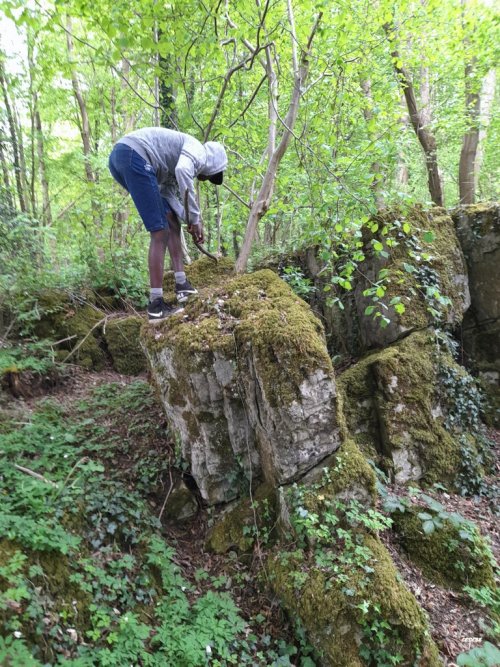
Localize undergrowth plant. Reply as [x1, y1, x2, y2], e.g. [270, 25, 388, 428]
[0, 380, 299, 666]
[282, 473, 404, 666]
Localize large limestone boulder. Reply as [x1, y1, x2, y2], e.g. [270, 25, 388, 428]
[141, 261, 342, 504]
[353, 207, 469, 351]
[261, 207, 470, 357]
[267, 457, 440, 667]
[338, 329, 484, 486]
[453, 203, 500, 425]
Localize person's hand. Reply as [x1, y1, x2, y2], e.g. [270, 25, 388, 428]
[188, 222, 204, 244]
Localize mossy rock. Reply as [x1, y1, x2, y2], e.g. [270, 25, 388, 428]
[0, 539, 92, 655]
[105, 316, 147, 375]
[142, 267, 342, 504]
[301, 439, 377, 510]
[161, 479, 198, 522]
[32, 289, 106, 370]
[268, 534, 441, 666]
[338, 329, 486, 486]
[392, 506, 496, 590]
[206, 483, 277, 554]
[163, 256, 236, 301]
[353, 207, 469, 350]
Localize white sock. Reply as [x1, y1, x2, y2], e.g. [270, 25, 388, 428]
[150, 288, 163, 301]
[175, 271, 186, 285]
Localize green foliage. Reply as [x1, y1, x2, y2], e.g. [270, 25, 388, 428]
[0, 380, 303, 664]
[0, 339, 61, 376]
[457, 642, 500, 667]
[281, 266, 317, 298]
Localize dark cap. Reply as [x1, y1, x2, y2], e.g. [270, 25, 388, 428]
[208, 171, 224, 185]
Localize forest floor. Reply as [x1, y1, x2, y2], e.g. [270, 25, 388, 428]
[2, 364, 499, 666]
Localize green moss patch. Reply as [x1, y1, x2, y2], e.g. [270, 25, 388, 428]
[268, 533, 440, 666]
[206, 483, 277, 554]
[338, 329, 488, 488]
[105, 315, 147, 375]
[32, 289, 107, 370]
[392, 502, 496, 590]
[144, 268, 333, 408]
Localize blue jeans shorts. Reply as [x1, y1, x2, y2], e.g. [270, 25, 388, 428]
[108, 143, 172, 232]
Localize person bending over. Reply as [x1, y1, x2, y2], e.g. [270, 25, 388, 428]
[109, 127, 227, 319]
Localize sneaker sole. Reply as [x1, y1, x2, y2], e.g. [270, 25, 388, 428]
[176, 292, 198, 303]
[148, 308, 184, 320]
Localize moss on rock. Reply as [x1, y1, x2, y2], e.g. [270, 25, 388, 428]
[353, 206, 470, 350]
[268, 534, 441, 666]
[338, 329, 485, 487]
[392, 506, 496, 590]
[142, 267, 341, 504]
[302, 439, 377, 510]
[32, 289, 106, 370]
[105, 316, 147, 375]
[206, 483, 277, 554]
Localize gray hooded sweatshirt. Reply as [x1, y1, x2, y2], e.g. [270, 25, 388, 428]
[117, 128, 227, 227]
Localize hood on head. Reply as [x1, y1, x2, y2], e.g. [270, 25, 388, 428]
[202, 142, 228, 177]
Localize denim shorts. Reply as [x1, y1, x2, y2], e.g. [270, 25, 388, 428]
[108, 143, 172, 232]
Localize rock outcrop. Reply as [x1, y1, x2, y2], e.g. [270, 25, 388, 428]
[104, 315, 146, 375]
[453, 203, 500, 425]
[142, 261, 342, 504]
[32, 289, 107, 370]
[338, 329, 485, 486]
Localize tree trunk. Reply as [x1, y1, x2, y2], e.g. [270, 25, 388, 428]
[0, 58, 28, 213]
[0, 132, 14, 212]
[385, 25, 444, 206]
[35, 110, 52, 227]
[66, 18, 95, 185]
[458, 59, 481, 204]
[235, 11, 323, 273]
[474, 68, 496, 194]
[159, 54, 178, 129]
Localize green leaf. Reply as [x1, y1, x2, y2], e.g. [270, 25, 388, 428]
[423, 231, 435, 243]
[422, 520, 435, 535]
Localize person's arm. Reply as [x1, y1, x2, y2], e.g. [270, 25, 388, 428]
[175, 154, 201, 227]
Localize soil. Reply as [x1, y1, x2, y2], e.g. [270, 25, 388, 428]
[2, 365, 498, 665]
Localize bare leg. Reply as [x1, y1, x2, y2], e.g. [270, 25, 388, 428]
[148, 228, 169, 288]
[166, 212, 184, 273]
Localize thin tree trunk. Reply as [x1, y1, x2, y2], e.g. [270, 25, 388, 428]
[0, 132, 14, 211]
[28, 34, 51, 226]
[35, 110, 52, 226]
[15, 105, 31, 215]
[0, 58, 28, 213]
[396, 94, 410, 187]
[474, 68, 496, 193]
[66, 18, 95, 185]
[236, 10, 323, 273]
[385, 25, 444, 206]
[458, 58, 481, 204]
[159, 54, 178, 129]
